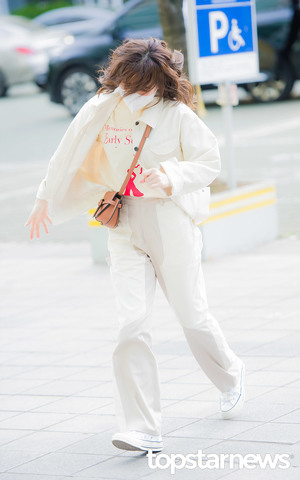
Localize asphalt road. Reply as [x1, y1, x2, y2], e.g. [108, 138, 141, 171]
[1, 83, 300, 243]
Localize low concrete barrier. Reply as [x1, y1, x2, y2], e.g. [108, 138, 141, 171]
[88, 213, 109, 264]
[200, 180, 279, 260]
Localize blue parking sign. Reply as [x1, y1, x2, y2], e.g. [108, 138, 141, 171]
[185, 0, 259, 84]
[197, 5, 253, 56]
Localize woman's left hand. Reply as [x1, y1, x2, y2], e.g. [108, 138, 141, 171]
[140, 167, 171, 190]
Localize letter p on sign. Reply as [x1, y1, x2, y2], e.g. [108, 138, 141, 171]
[209, 11, 229, 53]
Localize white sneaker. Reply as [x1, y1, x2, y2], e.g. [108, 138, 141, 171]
[220, 361, 245, 419]
[112, 430, 163, 452]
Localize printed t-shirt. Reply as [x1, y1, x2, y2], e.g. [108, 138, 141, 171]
[98, 98, 166, 198]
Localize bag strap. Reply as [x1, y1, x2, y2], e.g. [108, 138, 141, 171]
[119, 124, 152, 195]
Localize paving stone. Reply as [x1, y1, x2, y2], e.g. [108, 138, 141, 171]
[59, 367, 113, 382]
[163, 400, 219, 419]
[152, 342, 192, 356]
[0, 450, 46, 473]
[160, 382, 211, 401]
[57, 430, 120, 456]
[221, 465, 300, 479]
[0, 430, 34, 447]
[32, 396, 112, 414]
[168, 370, 212, 385]
[45, 414, 117, 434]
[0, 412, 76, 431]
[286, 378, 300, 388]
[87, 405, 116, 416]
[245, 333, 300, 357]
[232, 422, 300, 444]
[0, 475, 66, 480]
[77, 382, 114, 398]
[6, 353, 74, 367]
[74, 452, 169, 479]
[0, 366, 36, 380]
[0, 412, 21, 422]
[216, 317, 274, 331]
[7, 452, 110, 476]
[157, 356, 201, 370]
[249, 387, 300, 405]
[145, 458, 241, 480]
[207, 402, 298, 423]
[0, 395, 64, 412]
[245, 371, 300, 386]
[161, 417, 200, 436]
[192, 384, 275, 403]
[158, 368, 195, 383]
[23, 380, 102, 397]
[271, 409, 300, 424]
[166, 419, 261, 440]
[241, 385, 278, 401]
[202, 439, 300, 467]
[10, 365, 87, 381]
[0, 431, 91, 454]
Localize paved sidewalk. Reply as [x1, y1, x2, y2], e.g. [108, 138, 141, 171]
[0, 238, 299, 480]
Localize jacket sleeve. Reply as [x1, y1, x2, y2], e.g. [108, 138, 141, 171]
[36, 97, 96, 201]
[159, 109, 221, 196]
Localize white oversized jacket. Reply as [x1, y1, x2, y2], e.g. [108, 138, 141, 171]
[36, 89, 221, 225]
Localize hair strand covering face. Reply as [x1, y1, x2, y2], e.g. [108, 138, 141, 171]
[97, 38, 196, 110]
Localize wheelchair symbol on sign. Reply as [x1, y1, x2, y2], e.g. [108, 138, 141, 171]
[209, 11, 246, 53]
[228, 19, 245, 51]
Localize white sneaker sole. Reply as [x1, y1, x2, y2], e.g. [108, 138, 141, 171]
[221, 362, 245, 420]
[112, 433, 163, 452]
[221, 393, 245, 419]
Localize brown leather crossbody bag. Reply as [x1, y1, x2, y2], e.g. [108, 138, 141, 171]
[93, 124, 152, 228]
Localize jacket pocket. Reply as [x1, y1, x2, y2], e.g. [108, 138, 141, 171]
[146, 139, 179, 156]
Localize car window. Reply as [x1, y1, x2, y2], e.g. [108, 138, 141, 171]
[256, 0, 292, 14]
[256, 0, 293, 26]
[256, 0, 293, 48]
[43, 16, 86, 26]
[117, 0, 161, 36]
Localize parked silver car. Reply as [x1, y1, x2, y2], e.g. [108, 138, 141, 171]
[0, 15, 74, 96]
[33, 6, 115, 37]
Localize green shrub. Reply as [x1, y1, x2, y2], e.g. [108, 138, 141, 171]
[12, 0, 73, 19]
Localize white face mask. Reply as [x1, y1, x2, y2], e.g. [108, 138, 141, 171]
[116, 85, 157, 113]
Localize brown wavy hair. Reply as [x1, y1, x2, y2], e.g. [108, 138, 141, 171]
[97, 38, 196, 110]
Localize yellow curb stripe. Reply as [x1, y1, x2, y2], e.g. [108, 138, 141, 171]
[201, 198, 276, 224]
[89, 220, 103, 227]
[210, 186, 276, 209]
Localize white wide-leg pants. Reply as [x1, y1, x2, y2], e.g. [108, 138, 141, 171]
[107, 196, 241, 436]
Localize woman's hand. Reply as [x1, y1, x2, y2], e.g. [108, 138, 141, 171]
[25, 198, 52, 240]
[140, 167, 171, 193]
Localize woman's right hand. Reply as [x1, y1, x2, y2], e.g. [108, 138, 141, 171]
[25, 198, 53, 240]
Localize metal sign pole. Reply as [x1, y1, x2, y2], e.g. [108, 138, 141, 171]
[222, 81, 237, 189]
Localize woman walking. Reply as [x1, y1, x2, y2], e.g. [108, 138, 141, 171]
[25, 38, 245, 453]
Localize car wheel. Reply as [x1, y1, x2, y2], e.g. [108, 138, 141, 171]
[0, 70, 7, 97]
[246, 57, 295, 102]
[58, 67, 99, 115]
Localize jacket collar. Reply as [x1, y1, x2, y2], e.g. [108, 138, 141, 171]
[114, 85, 157, 113]
[89, 89, 164, 129]
[137, 96, 164, 129]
